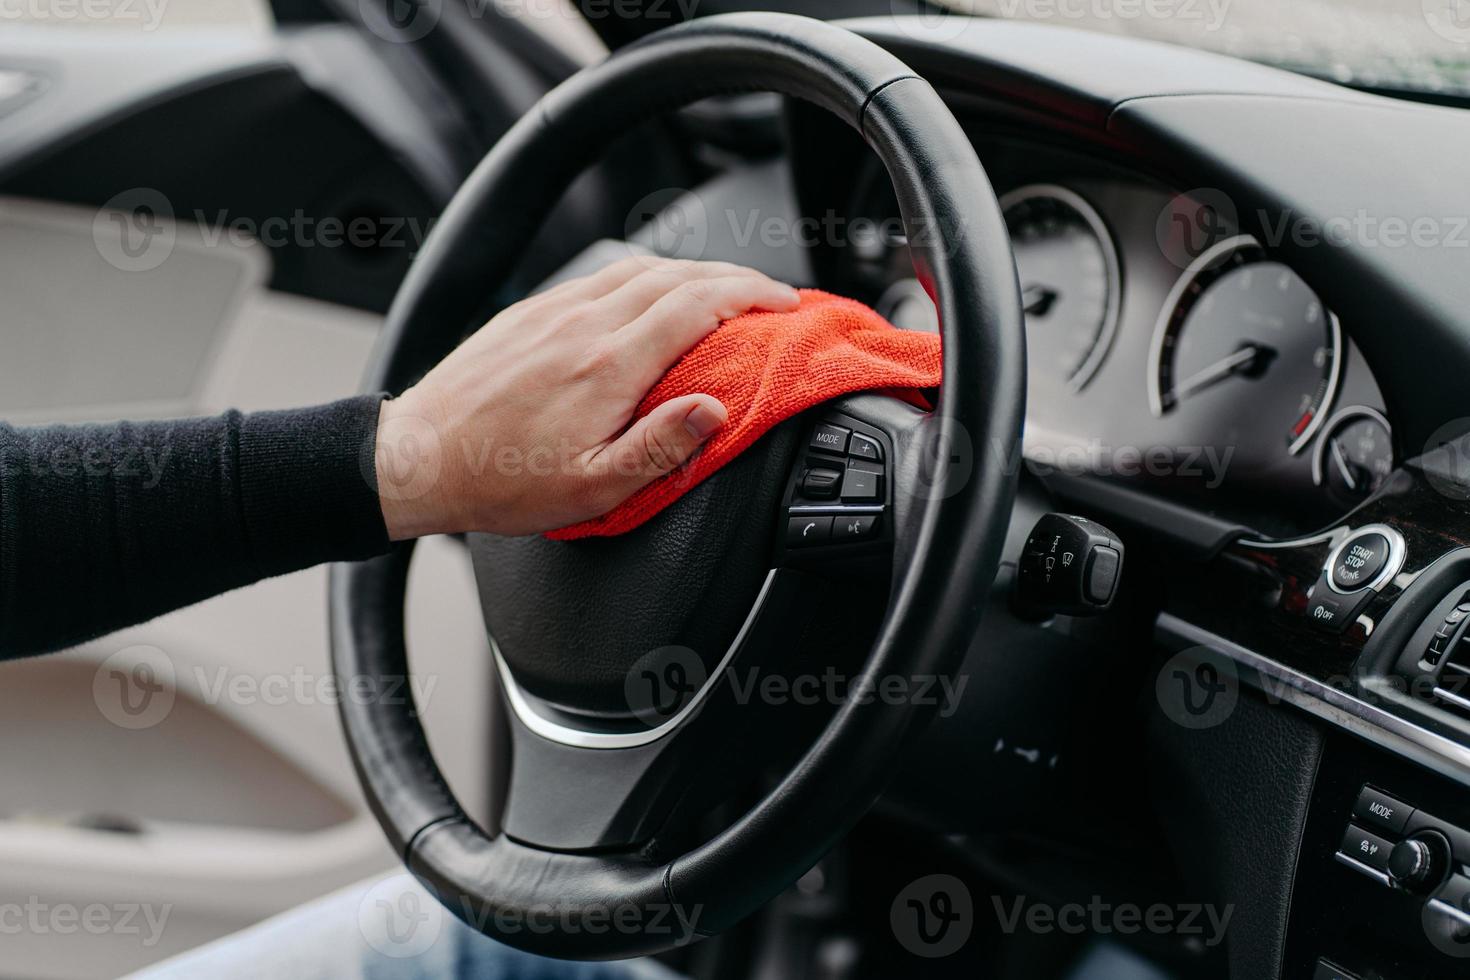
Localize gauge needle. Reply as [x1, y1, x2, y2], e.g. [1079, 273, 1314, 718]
[1173, 345, 1263, 400]
[1022, 284, 1059, 317]
[1330, 438, 1358, 491]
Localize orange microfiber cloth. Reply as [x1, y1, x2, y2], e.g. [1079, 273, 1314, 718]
[548, 289, 942, 540]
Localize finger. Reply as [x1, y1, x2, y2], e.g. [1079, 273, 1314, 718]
[588, 260, 776, 325]
[586, 394, 728, 502]
[526, 255, 706, 310]
[615, 275, 801, 390]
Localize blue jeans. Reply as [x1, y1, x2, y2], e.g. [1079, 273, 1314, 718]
[126, 873, 684, 980]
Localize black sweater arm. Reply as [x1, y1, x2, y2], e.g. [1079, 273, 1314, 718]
[0, 395, 392, 658]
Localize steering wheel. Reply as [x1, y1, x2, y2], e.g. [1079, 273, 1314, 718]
[330, 11, 1023, 960]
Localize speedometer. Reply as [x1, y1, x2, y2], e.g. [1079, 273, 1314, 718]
[1148, 235, 1341, 456]
[1000, 185, 1121, 392]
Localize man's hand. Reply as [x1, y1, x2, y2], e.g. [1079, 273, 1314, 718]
[373, 258, 801, 540]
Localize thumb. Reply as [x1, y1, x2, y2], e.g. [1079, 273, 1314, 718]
[600, 394, 727, 492]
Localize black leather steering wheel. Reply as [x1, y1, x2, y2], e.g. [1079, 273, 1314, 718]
[330, 11, 1024, 960]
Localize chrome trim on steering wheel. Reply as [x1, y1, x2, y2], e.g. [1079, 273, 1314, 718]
[492, 569, 778, 750]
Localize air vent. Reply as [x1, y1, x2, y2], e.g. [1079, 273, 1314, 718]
[1431, 596, 1470, 715]
[1433, 645, 1470, 715]
[1415, 592, 1470, 716]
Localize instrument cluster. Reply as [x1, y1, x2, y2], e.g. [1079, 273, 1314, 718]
[842, 145, 1390, 536]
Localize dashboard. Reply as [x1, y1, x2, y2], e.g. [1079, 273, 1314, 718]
[779, 17, 1470, 980]
[834, 136, 1389, 538]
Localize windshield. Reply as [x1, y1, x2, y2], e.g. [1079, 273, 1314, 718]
[931, 0, 1470, 97]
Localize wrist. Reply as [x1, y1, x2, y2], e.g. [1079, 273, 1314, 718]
[374, 394, 452, 540]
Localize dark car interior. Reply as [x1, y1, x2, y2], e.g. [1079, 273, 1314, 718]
[9, 2, 1470, 978]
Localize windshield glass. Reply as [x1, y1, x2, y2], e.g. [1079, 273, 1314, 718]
[931, 0, 1470, 97]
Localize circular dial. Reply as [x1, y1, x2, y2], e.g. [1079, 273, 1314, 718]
[1000, 185, 1121, 391]
[1149, 236, 1341, 456]
[1313, 406, 1393, 505]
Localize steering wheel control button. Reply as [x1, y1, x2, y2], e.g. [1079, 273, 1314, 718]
[809, 422, 850, 455]
[834, 514, 878, 540]
[847, 432, 883, 462]
[1353, 786, 1414, 834]
[1332, 532, 1390, 591]
[841, 465, 883, 501]
[1338, 823, 1393, 875]
[801, 466, 843, 500]
[787, 515, 832, 546]
[782, 419, 891, 555]
[1014, 513, 1125, 617]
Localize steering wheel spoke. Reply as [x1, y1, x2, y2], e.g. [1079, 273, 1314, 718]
[491, 567, 809, 853]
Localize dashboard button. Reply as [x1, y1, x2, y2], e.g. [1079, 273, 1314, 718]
[1388, 831, 1452, 893]
[809, 423, 850, 456]
[1331, 532, 1390, 591]
[1339, 823, 1393, 873]
[1306, 578, 1373, 633]
[786, 516, 832, 546]
[1353, 785, 1414, 834]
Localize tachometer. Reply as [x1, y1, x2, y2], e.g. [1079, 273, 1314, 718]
[1148, 235, 1341, 456]
[1000, 185, 1121, 392]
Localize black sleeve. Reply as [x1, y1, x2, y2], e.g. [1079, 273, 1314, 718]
[0, 394, 392, 658]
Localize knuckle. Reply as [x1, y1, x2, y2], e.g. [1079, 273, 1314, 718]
[550, 303, 597, 334]
[569, 475, 616, 515]
[571, 340, 622, 382]
[672, 277, 716, 306]
[642, 425, 685, 474]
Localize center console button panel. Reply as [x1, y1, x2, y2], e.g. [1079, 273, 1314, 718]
[1335, 784, 1457, 901]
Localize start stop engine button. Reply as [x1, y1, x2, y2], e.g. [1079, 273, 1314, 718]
[1332, 532, 1390, 592]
